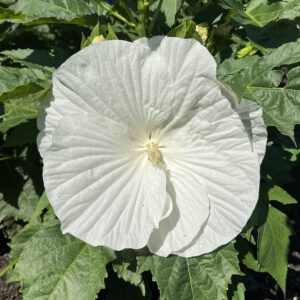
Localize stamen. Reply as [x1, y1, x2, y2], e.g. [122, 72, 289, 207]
[146, 141, 163, 165]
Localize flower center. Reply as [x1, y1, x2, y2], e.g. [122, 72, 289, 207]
[146, 141, 163, 165]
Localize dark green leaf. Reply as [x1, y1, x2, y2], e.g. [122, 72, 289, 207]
[257, 206, 292, 294]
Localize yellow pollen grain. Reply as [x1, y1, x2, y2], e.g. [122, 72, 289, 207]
[146, 142, 163, 165]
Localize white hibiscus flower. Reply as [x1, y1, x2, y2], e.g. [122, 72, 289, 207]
[37, 36, 267, 257]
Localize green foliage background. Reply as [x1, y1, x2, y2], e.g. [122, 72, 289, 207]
[0, 0, 299, 299]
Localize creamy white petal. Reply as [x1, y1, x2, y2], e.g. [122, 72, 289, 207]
[38, 40, 175, 156]
[154, 92, 260, 257]
[237, 99, 267, 163]
[43, 114, 168, 250]
[147, 165, 210, 256]
[219, 83, 267, 163]
[134, 37, 217, 133]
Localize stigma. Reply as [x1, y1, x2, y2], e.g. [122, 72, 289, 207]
[146, 141, 163, 166]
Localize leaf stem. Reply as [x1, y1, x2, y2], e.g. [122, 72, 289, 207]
[148, 0, 163, 34]
[137, 0, 150, 37]
[0, 257, 19, 277]
[98, 1, 136, 28]
[120, 0, 137, 25]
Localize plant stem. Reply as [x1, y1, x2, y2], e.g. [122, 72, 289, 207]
[0, 257, 19, 277]
[98, 1, 136, 28]
[137, 0, 150, 37]
[148, 0, 163, 35]
[120, 0, 137, 25]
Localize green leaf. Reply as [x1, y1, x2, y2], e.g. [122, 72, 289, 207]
[9, 0, 102, 23]
[105, 269, 149, 300]
[243, 250, 260, 273]
[257, 206, 292, 294]
[253, 66, 300, 139]
[0, 85, 51, 133]
[227, 277, 246, 300]
[106, 23, 118, 40]
[268, 185, 297, 205]
[168, 19, 199, 40]
[28, 192, 50, 225]
[6, 223, 41, 282]
[1, 48, 65, 71]
[112, 250, 145, 296]
[244, 20, 299, 51]
[231, 0, 300, 27]
[161, 0, 182, 27]
[9, 224, 41, 263]
[137, 242, 241, 300]
[0, 66, 48, 98]
[15, 219, 116, 300]
[0, 179, 39, 223]
[231, 282, 245, 300]
[218, 41, 300, 139]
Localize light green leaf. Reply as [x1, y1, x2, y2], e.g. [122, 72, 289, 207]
[268, 185, 297, 205]
[0, 85, 51, 133]
[161, 0, 182, 27]
[229, 282, 245, 300]
[258, 206, 292, 294]
[7, 224, 41, 282]
[0, 179, 39, 223]
[112, 250, 145, 296]
[137, 242, 241, 300]
[246, 66, 300, 139]
[231, 0, 300, 27]
[242, 250, 260, 272]
[285, 148, 300, 162]
[0, 66, 48, 98]
[9, 0, 102, 23]
[28, 192, 50, 225]
[106, 23, 118, 40]
[15, 219, 116, 300]
[9, 224, 41, 263]
[168, 19, 199, 40]
[1, 48, 65, 71]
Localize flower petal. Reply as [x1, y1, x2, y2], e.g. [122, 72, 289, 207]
[236, 99, 267, 163]
[38, 40, 175, 156]
[219, 83, 267, 163]
[134, 37, 217, 132]
[147, 166, 210, 256]
[43, 113, 168, 250]
[157, 91, 260, 257]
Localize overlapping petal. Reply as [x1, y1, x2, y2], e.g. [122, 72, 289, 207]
[39, 36, 267, 257]
[38, 40, 175, 156]
[134, 36, 217, 132]
[148, 82, 261, 256]
[43, 114, 168, 249]
[219, 83, 267, 162]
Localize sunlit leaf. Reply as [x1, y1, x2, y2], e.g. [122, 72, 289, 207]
[218, 41, 300, 139]
[137, 242, 241, 300]
[257, 206, 292, 294]
[14, 219, 116, 300]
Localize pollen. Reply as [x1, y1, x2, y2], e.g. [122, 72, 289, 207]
[146, 141, 163, 165]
